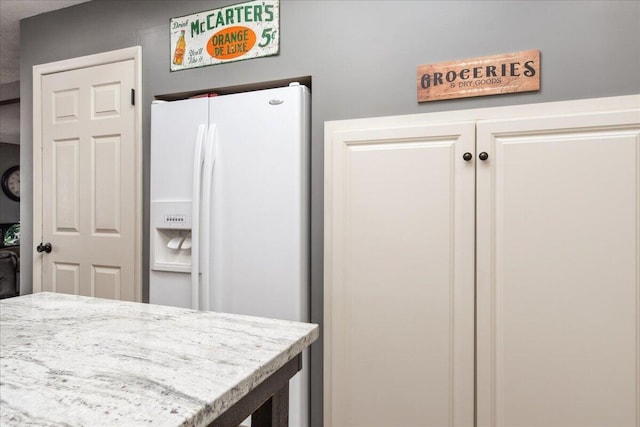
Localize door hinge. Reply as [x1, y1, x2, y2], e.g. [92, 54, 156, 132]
[131, 89, 135, 106]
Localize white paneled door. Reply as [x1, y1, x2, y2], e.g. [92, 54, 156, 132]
[37, 55, 140, 301]
[476, 111, 640, 427]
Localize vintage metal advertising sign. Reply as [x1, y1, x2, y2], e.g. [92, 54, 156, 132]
[417, 50, 540, 102]
[170, 0, 279, 71]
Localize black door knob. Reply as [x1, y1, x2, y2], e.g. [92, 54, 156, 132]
[37, 243, 52, 253]
[462, 152, 473, 161]
[479, 152, 489, 161]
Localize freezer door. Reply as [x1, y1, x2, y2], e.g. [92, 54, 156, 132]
[150, 98, 209, 307]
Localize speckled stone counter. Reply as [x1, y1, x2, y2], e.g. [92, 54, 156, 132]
[0, 292, 318, 426]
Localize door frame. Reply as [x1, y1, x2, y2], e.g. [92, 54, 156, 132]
[32, 46, 142, 301]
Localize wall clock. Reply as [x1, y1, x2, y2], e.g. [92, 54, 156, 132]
[1, 165, 20, 202]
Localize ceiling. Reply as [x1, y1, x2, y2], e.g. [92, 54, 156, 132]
[0, 0, 91, 84]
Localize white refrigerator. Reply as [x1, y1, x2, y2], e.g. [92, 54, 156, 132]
[149, 84, 310, 426]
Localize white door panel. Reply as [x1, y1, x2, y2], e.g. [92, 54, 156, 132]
[476, 111, 640, 427]
[40, 59, 138, 301]
[208, 87, 309, 321]
[324, 122, 476, 427]
[209, 86, 310, 427]
[148, 98, 209, 306]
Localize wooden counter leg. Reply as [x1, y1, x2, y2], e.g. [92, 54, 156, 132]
[208, 354, 301, 427]
[252, 382, 289, 427]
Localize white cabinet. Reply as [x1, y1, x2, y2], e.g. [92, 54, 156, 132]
[324, 96, 640, 427]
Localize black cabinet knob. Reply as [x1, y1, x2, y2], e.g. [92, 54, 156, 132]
[37, 243, 52, 253]
[462, 152, 473, 161]
[479, 152, 489, 161]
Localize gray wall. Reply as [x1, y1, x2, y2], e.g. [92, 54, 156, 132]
[19, 1, 640, 425]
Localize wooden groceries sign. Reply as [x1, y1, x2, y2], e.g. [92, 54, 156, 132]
[170, 0, 279, 71]
[417, 50, 540, 102]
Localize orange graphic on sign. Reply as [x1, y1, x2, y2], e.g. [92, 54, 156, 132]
[207, 26, 257, 60]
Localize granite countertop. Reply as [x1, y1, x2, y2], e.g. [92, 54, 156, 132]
[0, 292, 318, 426]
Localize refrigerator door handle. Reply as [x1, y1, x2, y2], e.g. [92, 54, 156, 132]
[200, 124, 217, 312]
[191, 124, 207, 310]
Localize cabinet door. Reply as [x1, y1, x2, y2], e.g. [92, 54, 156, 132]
[476, 111, 640, 427]
[324, 122, 475, 427]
